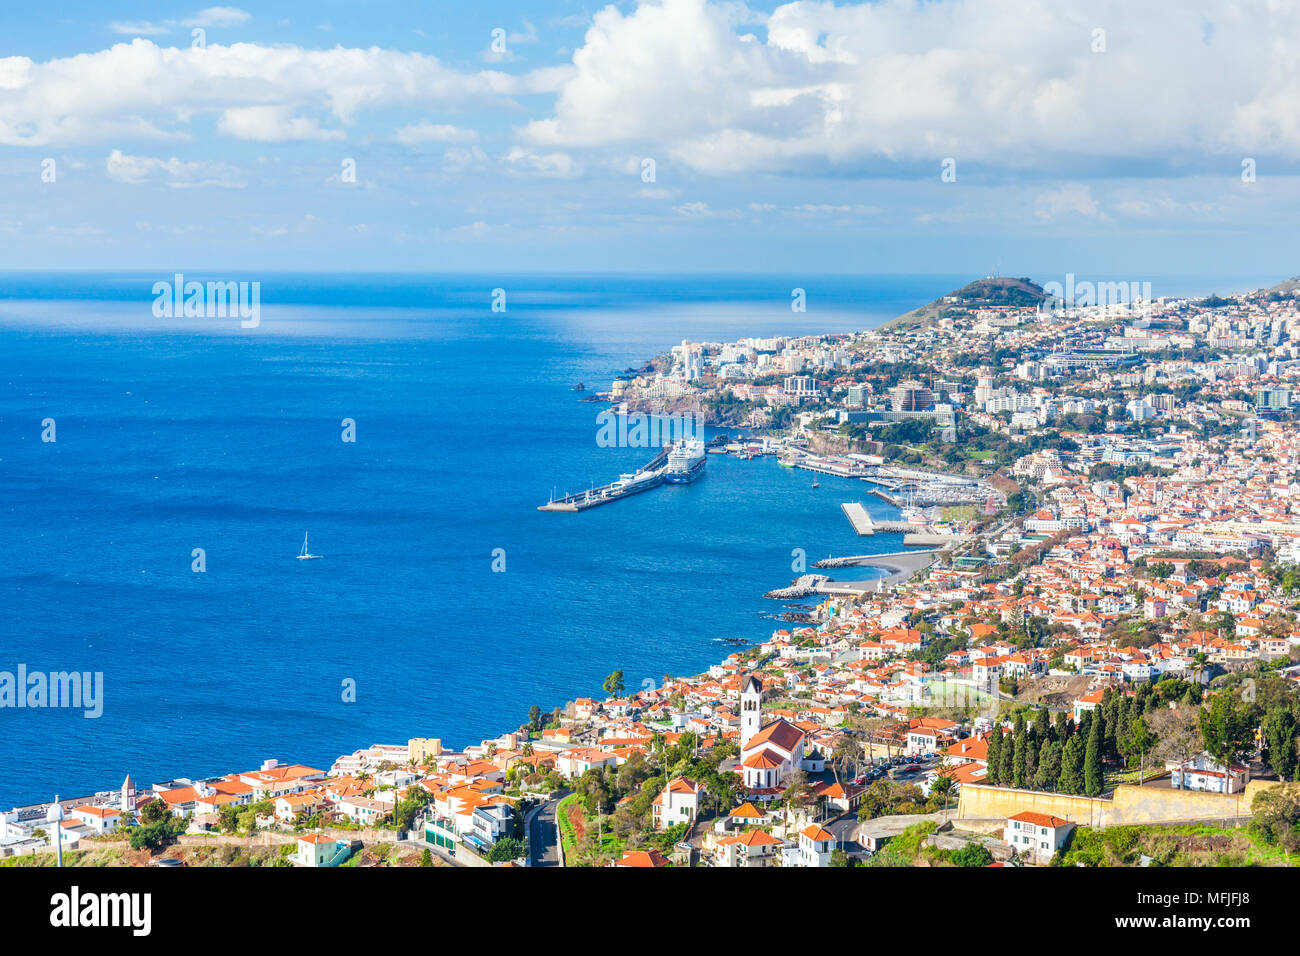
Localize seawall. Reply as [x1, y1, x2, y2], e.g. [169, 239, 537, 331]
[956, 779, 1283, 827]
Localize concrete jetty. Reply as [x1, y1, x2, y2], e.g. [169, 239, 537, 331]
[841, 502, 875, 534]
[764, 574, 830, 599]
[841, 502, 920, 535]
[539, 448, 670, 512]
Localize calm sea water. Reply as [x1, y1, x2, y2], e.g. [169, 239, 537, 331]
[0, 271, 1264, 807]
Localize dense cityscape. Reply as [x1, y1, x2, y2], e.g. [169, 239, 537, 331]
[10, 274, 1300, 871]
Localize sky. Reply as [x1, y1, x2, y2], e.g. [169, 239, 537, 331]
[2, 0, 1300, 279]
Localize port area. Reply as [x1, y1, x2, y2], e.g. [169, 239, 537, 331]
[538, 448, 669, 512]
[774, 449, 1002, 508]
[764, 550, 941, 599]
[840, 501, 973, 546]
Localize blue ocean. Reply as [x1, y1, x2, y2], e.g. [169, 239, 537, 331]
[0, 271, 1260, 807]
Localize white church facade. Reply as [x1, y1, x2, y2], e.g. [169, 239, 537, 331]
[738, 674, 819, 800]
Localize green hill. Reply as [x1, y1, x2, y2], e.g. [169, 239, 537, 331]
[884, 276, 1047, 330]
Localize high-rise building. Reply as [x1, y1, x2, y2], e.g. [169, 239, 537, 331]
[891, 381, 934, 412]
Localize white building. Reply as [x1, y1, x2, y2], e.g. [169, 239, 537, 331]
[797, 824, 836, 867]
[738, 675, 813, 799]
[1167, 754, 1250, 794]
[1004, 811, 1074, 863]
[652, 778, 702, 830]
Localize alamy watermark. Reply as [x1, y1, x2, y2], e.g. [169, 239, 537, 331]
[0, 666, 103, 718]
[1041, 272, 1152, 310]
[152, 273, 260, 328]
[596, 411, 703, 448]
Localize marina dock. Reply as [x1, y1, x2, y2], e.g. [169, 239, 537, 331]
[840, 502, 916, 535]
[776, 450, 1001, 507]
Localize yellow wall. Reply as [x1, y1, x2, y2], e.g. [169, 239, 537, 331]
[957, 780, 1281, 827]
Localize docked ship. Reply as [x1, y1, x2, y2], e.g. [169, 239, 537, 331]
[664, 439, 707, 484]
[605, 469, 661, 496]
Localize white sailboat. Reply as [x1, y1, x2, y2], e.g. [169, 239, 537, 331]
[296, 533, 323, 560]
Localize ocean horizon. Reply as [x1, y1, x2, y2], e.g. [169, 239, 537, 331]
[0, 270, 1278, 808]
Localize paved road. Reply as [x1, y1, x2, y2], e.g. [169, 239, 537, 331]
[826, 813, 863, 857]
[529, 789, 569, 867]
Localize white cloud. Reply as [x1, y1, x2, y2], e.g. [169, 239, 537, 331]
[109, 21, 172, 36]
[0, 39, 569, 147]
[673, 201, 710, 216]
[394, 122, 479, 145]
[217, 106, 344, 142]
[793, 203, 879, 215]
[184, 7, 252, 28]
[111, 6, 251, 36]
[503, 146, 578, 178]
[105, 148, 246, 187]
[1034, 183, 1104, 221]
[442, 145, 489, 172]
[520, 0, 1300, 175]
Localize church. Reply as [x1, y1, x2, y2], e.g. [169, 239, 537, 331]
[738, 675, 818, 799]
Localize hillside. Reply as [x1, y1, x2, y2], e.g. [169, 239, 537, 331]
[884, 276, 1048, 330]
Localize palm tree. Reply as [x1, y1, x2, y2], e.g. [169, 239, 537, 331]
[1191, 651, 1209, 686]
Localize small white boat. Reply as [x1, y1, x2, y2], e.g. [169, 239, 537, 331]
[297, 533, 323, 560]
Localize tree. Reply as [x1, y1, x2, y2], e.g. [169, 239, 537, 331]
[1199, 691, 1257, 778]
[602, 670, 625, 698]
[1125, 715, 1157, 784]
[998, 726, 1015, 786]
[138, 798, 168, 825]
[1083, 708, 1105, 797]
[930, 769, 956, 810]
[128, 819, 177, 852]
[1263, 707, 1299, 781]
[950, 842, 994, 867]
[1034, 739, 1062, 791]
[1033, 708, 1053, 745]
[1011, 714, 1028, 789]
[1059, 734, 1086, 794]
[488, 837, 524, 862]
[420, 848, 433, 867]
[1150, 707, 1204, 788]
[985, 727, 1003, 786]
[1250, 784, 1300, 859]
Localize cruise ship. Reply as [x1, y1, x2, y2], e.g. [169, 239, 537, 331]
[605, 470, 661, 496]
[664, 439, 707, 484]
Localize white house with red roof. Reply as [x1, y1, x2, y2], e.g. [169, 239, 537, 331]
[797, 824, 836, 867]
[652, 777, 702, 830]
[714, 828, 784, 867]
[1072, 687, 1105, 722]
[1167, 754, 1250, 794]
[70, 804, 120, 834]
[1004, 811, 1074, 863]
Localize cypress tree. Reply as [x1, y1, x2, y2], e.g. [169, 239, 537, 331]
[1264, 707, 1299, 781]
[1025, 727, 1038, 784]
[1012, 713, 1028, 789]
[1059, 734, 1085, 794]
[1055, 710, 1071, 742]
[999, 724, 1015, 785]
[1084, 706, 1105, 797]
[1033, 708, 1052, 744]
[1035, 738, 1062, 791]
[985, 725, 1003, 786]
